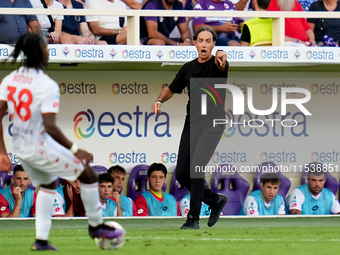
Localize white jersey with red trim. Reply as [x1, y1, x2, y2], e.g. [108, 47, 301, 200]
[0, 67, 59, 159]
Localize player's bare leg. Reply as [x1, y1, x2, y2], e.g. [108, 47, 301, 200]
[78, 164, 125, 239]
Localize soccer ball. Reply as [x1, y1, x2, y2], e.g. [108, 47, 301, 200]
[94, 221, 126, 250]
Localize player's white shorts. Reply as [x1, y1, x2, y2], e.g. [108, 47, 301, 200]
[18, 135, 85, 187]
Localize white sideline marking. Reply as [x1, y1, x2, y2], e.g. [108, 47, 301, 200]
[1, 214, 340, 220]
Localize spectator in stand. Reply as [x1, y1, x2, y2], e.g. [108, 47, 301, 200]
[58, 0, 106, 44]
[136, 163, 181, 216]
[107, 165, 137, 216]
[297, 0, 316, 10]
[98, 173, 119, 217]
[51, 180, 86, 217]
[29, 0, 64, 43]
[193, 0, 242, 46]
[0, 165, 36, 218]
[268, 0, 316, 46]
[0, 0, 41, 44]
[139, 0, 193, 45]
[307, 0, 340, 45]
[240, 0, 272, 46]
[122, 0, 144, 9]
[85, 0, 128, 45]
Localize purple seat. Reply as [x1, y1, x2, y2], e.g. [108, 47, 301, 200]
[92, 165, 108, 175]
[127, 164, 167, 201]
[301, 162, 339, 196]
[252, 162, 291, 199]
[170, 168, 190, 201]
[0, 171, 7, 190]
[211, 164, 250, 215]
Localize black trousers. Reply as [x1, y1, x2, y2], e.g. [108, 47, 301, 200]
[176, 124, 223, 221]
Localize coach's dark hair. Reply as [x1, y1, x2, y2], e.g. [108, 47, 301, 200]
[107, 165, 126, 175]
[193, 27, 217, 42]
[8, 33, 47, 70]
[98, 173, 114, 184]
[13, 164, 25, 175]
[261, 173, 280, 186]
[147, 163, 167, 178]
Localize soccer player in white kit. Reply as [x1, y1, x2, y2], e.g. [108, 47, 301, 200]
[0, 33, 124, 251]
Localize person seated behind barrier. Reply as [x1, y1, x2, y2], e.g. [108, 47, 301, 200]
[0, 165, 36, 218]
[179, 193, 210, 217]
[29, 0, 64, 43]
[307, 0, 340, 46]
[0, 0, 41, 44]
[240, 173, 285, 215]
[98, 173, 119, 217]
[192, 0, 241, 46]
[139, 0, 193, 45]
[107, 165, 137, 216]
[85, 0, 127, 45]
[287, 170, 340, 215]
[58, 0, 106, 44]
[267, 0, 316, 46]
[297, 0, 316, 11]
[136, 163, 181, 216]
[240, 0, 272, 46]
[51, 179, 86, 217]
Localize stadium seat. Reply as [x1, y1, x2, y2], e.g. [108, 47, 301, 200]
[170, 168, 189, 201]
[211, 164, 249, 215]
[92, 165, 108, 174]
[127, 164, 167, 200]
[0, 170, 7, 190]
[300, 162, 339, 196]
[252, 162, 291, 199]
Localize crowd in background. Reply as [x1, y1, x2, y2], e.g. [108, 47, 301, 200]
[0, 0, 339, 46]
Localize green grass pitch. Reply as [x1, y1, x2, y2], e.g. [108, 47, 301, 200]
[1, 217, 340, 255]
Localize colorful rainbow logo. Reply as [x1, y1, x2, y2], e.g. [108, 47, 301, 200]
[73, 109, 95, 140]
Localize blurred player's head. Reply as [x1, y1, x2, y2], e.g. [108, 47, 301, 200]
[307, 171, 325, 195]
[107, 165, 126, 192]
[9, 33, 48, 70]
[260, 173, 280, 203]
[254, 0, 271, 10]
[11, 165, 31, 194]
[193, 27, 217, 62]
[98, 173, 114, 202]
[67, 179, 81, 195]
[147, 163, 167, 193]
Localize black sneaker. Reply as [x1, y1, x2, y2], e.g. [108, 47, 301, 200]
[207, 194, 228, 227]
[181, 214, 199, 229]
[31, 241, 58, 251]
[89, 223, 125, 239]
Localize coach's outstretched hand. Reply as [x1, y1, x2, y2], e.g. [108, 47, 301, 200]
[75, 149, 93, 165]
[0, 154, 11, 172]
[151, 101, 162, 115]
[215, 50, 227, 70]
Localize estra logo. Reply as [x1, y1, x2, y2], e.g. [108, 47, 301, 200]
[109, 151, 146, 164]
[73, 107, 172, 140]
[161, 152, 177, 164]
[59, 82, 97, 95]
[111, 82, 148, 95]
[260, 151, 296, 163]
[311, 83, 340, 95]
